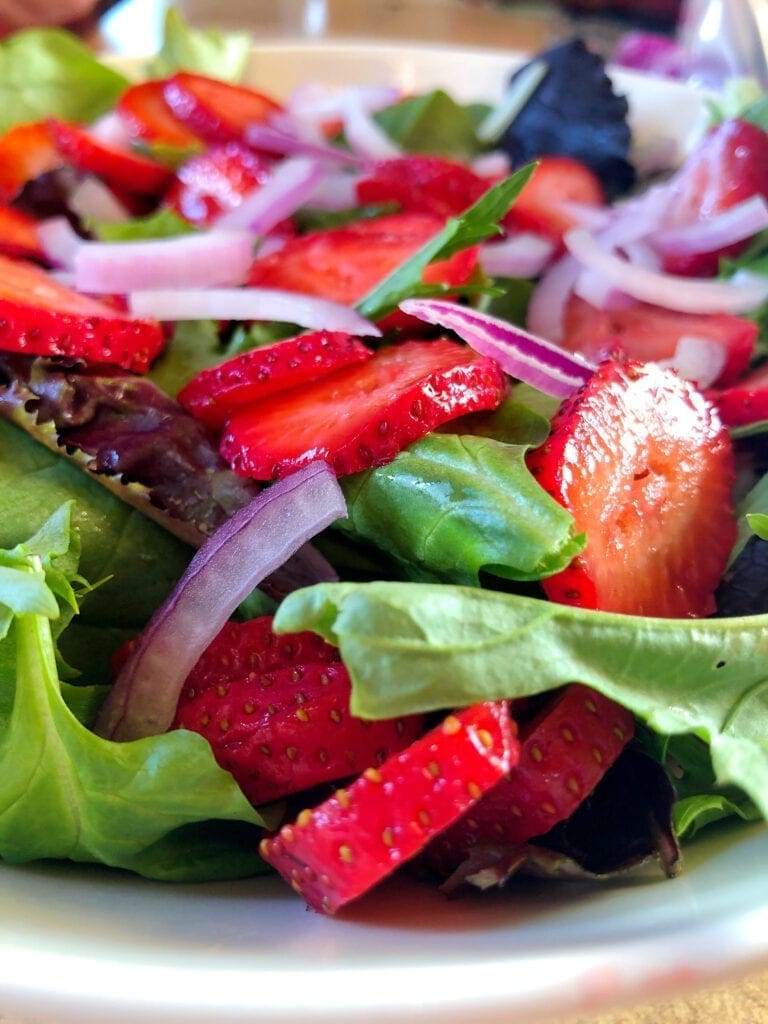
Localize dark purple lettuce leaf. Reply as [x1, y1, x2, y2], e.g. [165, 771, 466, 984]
[501, 38, 636, 200]
[715, 534, 768, 616]
[438, 747, 679, 895]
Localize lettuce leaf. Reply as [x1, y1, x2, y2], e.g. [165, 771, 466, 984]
[0, 505, 265, 880]
[88, 209, 197, 243]
[374, 90, 484, 158]
[339, 430, 583, 585]
[145, 7, 250, 82]
[0, 29, 128, 132]
[274, 581, 768, 818]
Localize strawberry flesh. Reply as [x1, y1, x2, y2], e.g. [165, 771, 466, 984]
[47, 118, 173, 198]
[526, 357, 736, 617]
[0, 122, 62, 204]
[260, 701, 517, 914]
[707, 361, 768, 427]
[0, 254, 164, 372]
[116, 79, 202, 150]
[356, 156, 489, 218]
[164, 142, 274, 227]
[424, 685, 634, 875]
[162, 72, 283, 145]
[220, 338, 507, 479]
[505, 156, 605, 243]
[178, 330, 374, 429]
[562, 295, 756, 388]
[0, 204, 46, 263]
[173, 616, 422, 806]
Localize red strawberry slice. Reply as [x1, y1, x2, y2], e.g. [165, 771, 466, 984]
[0, 122, 63, 204]
[708, 361, 768, 427]
[0, 254, 163, 371]
[116, 79, 202, 150]
[526, 356, 736, 617]
[220, 338, 507, 479]
[505, 156, 605, 243]
[0, 204, 46, 262]
[424, 685, 634, 875]
[164, 142, 274, 227]
[260, 701, 517, 914]
[175, 659, 423, 807]
[356, 156, 489, 219]
[182, 616, 339, 688]
[162, 72, 283, 145]
[246, 211, 479, 308]
[661, 119, 768, 276]
[178, 330, 373, 429]
[562, 295, 756, 387]
[47, 119, 173, 197]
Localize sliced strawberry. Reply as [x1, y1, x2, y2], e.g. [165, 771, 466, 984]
[424, 685, 634, 874]
[526, 357, 736, 617]
[175, 659, 423, 807]
[164, 142, 273, 227]
[0, 204, 46, 262]
[260, 701, 517, 914]
[178, 330, 373, 429]
[662, 119, 768, 276]
[116, 79, 202, 150]
[505, 156, 605, 243]
[0, 122, 62, 204]
[221, 338, 507, 479]
[562, 295, 756, 387]
[355, 156, 489, 219]
[47, 119, 173, 197]
[0, 254, 163, 371]
[162, 72, 283, 145]
[707, 361, 768, 427]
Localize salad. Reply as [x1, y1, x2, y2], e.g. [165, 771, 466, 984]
[0, 9, 766, 915]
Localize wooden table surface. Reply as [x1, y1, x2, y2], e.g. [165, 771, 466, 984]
[6, 2, 765, 1021]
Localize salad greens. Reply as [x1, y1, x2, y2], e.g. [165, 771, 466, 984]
[145, 7, 251, 83]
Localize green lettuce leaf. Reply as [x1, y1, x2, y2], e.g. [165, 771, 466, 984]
[339, 430, 582, 585]
[274, 581, 768, 817]
[0, 506, 264, 880]
[146, 7, 250, 82]
[0, 28, 128, 132]
[374, 90, 483, 158]
[356, 166, 534, 320]
[748, 512, 768, 541]
[89, 209, 197, 243]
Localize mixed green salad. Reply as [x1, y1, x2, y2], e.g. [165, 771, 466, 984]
[0, 9, 766, 911]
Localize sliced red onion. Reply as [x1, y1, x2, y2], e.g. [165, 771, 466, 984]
[657, 334, 727, 388]
[399, 297, 594, 398]
[74, 229, 255, 293]
[564, 227, 768, 314]
[94, 462, 347, 742]
[287, 83, 401, 132]
[343, 100, 402, 161]
[526, 253, 581, 342]
[255, 232, 289, 259]
[650, 195, 768, 257]
[479, 231, 555, 279]
[245, 121, 366, 166]
[37, 216, 83, 270]
[214, 157, 325, 233]
[556, 201, 612, 232]
[573, 267, 633, 311]
[129, 286, 382, 336]
[305, 169, 361, 211]
[622, 239, 662, 270]
[88, 111, 134, 150]
[48, 270, 77, 288]
[599, 184, 673, 248]
[471, 151, 512, 179]
[68, 176, 131, 225]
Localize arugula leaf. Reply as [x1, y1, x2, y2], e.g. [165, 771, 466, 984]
[89, 209, 197, 243]
[338, 431, 582, 585]
[0, 29, 128, 133]
[0, 507, 264, 880]
[145, 7, 250, 82]
[274, 581, 768, 817]
[355, 167, 534, 320]
[374, 91, 483, 158]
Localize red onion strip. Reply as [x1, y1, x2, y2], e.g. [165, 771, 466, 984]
[74, 229, 256, 293]
[564, 227, 768, 314]
[400, 297, 594, 398]
[526, 253, 581, 342]
[129, 286, 382, 336]
[68, 176, 130, 225]
[214, 157, 326, 233]
[657, 334, 726, 388]
[94, 462, 347, 742]
[650, 195, 768, 257]
[37, 217, 83, 270]
[245, 121, 367, 166]
[479, 231, 555, 279]
[343, 100, 402, 160]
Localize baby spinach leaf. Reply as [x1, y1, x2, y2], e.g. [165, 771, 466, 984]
[375, 90, 483, 158]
